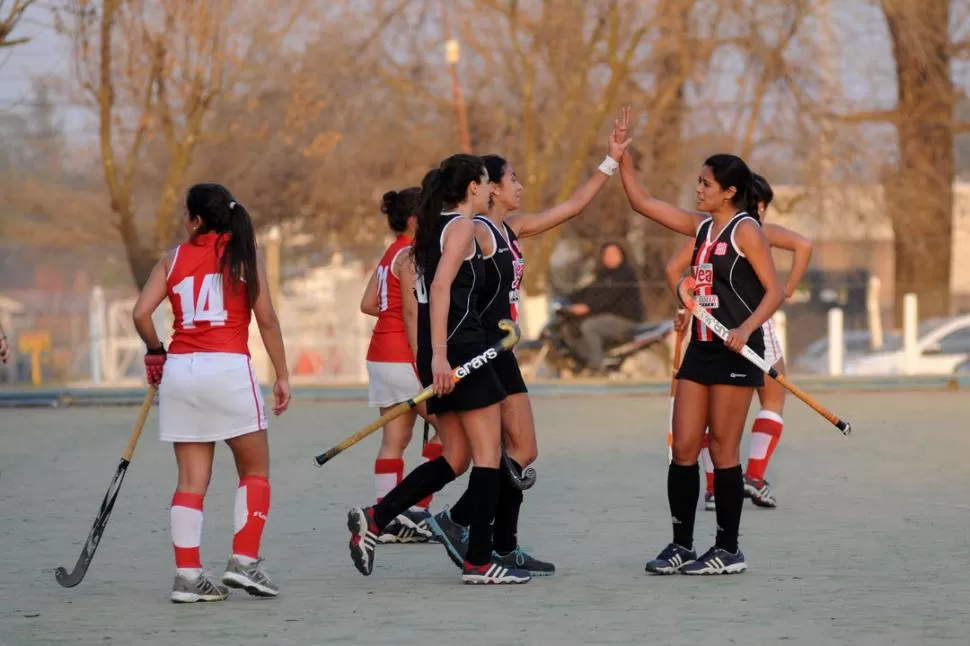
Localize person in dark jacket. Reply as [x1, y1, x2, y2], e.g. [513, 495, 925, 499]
[568, 242, 644, 372]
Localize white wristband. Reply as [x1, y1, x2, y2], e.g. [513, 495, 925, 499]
[598, 155, 619, 177]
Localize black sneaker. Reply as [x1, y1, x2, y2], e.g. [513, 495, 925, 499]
[347, 507, 378, 576]
[378, 509, 435, 544]
[426, 509, 468, 568]
[681, 545, 747, 575]
[461, 559, 531, 585]
[494, 546, 555, 577]
[744, 476, 777, 508]
[645, 542, 697, 575]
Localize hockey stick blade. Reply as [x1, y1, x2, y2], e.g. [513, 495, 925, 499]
[54, 459, 130, 587]
[53, 387, 155, 587]
[676, 277, 851, 436]
[502, 451, 537, 491]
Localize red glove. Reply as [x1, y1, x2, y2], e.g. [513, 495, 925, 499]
[144, 345, 167, 386]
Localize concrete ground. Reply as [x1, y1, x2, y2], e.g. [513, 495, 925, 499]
[1, 391, 968, 645]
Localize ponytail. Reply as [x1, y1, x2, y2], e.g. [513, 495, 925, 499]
[744, 187, 762, 225]
[220, 201, 260, 305]
[412, 169, 443, 274]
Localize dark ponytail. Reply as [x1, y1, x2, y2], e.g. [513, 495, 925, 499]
[412, 169, 443, 275]
[381, 187, 421, 233]
[744, 186, 762, 224]
[750, 173, 773, 223]
[412, 154, 487, 274]
[185, 183, 260, 305]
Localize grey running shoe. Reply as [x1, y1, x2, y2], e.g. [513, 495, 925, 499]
[170, 571, 229, 604]
[743, 476, 777, 508]
[705, 492, 716, 511]
[494, 546, 555, 576]
[426, 508, 468, 568]
[221, 556, 279, 598]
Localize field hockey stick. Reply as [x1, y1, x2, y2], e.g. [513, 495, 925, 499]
[667, 311, 686, 465]
[54, 386, 156, 587]
[502, 449, 537, 491]
[314, 319, 522, 467]
[676, 277, 851, 436]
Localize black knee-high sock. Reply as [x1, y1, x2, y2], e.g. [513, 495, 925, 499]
[713, 465, 743, 553]
[448, 487, 474, 526]
[493, 458, 525, 554]
[373, 457, 456, 530]
[668, 462, 699, 550]
[464, 466, 501, 566]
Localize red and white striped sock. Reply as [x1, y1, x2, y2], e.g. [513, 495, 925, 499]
[171, 491, 204, 579]
[375, 458, 404, 505]
[746, 410, 784, 481]
[700, 432, 714, 495]
[232, 475, 270, 564]
[412, 443, 444, 511]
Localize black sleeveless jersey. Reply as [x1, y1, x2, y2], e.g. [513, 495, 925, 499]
[474, 216, 525, 342]
[690, 212, 765, 355]
[416, 212, 486, 348]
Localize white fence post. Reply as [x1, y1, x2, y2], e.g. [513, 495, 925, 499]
[903, 293, 918, 375]
[89, 286, 105, 384]
[828, 307, 844, 376]
[867, 275, 883, 350]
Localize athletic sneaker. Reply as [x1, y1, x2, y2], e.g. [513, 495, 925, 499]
[378, 509, 435, 544]
[347, 506, 379, 576]
[170, 571, 229, 603]
[704, 492, 716, 511]
[644, 542, 697, 575]
[680, 546, 747, 575]
[494, 546, 556, 576]
[426, 508, 468, 568]
[461, 559, 531, 585]
[744, 476, 777, 508]
[221, 556, 279, 598]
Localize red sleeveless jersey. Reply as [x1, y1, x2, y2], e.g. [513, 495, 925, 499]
[166, 233, 252, 356]
[366, 235, 415, 363]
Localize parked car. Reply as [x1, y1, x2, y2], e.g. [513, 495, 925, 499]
[790, 330, 887, 375]
[842, 315, 970, 376]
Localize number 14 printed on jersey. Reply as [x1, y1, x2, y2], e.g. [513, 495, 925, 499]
[172, 273, 228, 328]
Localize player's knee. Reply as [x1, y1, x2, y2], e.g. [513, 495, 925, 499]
[443, 444, 471, 476]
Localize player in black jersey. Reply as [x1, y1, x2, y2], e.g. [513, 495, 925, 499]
[346, 154, 530, 585]
[666, 175, 813, 511]
[612, 113, 784, 574]
[427, 129, 631, 576]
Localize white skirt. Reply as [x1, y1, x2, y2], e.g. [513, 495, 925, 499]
[159, 353, 268, 442]
[763, 318, 784, 367]
[367, 361, 422, 407]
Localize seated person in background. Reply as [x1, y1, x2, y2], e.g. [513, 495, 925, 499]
[568, 242, 645, 373]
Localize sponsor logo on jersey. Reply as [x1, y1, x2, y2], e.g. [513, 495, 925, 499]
[714, 242, 728, 256]
[692, 263, 714, 287]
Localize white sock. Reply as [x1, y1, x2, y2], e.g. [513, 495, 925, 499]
[233, 554, 258, 566]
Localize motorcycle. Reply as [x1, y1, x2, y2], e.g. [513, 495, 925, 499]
[515, 296, 675, 379]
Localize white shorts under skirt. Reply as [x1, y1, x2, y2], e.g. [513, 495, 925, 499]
[763, 318, 784, 367]
[159, 352, 268, 443]
[367, 361, 422, 408]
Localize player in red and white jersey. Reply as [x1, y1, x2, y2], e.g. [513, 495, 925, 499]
[132, 183, 290, 603]
[359, 188, 442, 544]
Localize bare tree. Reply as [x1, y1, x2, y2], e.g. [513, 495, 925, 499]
[836, 0, 966, 319]
[0, 0, 38, 48]
[62, 0, 311, 287]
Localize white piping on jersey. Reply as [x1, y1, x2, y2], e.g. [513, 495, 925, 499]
[440, 212, 476, 261]
[446, 244, 477, 342]
[729, 214, 757, 258]
[696, 216, 712, 236]
[728, 256, 755, 316]
[388, 245, 410, 279]
[166, 245, 181, 281]
[473, 217, 503, 315]
[473, 215, 499, 259]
